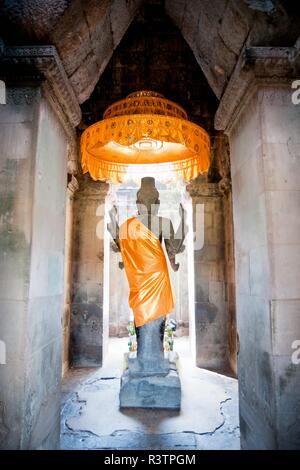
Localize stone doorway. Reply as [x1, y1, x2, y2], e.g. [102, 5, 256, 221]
[62, 171, 239, 449]
[103, 180, 194, 363]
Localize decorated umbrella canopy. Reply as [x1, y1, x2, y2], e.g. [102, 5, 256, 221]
[80, 91, 210, 183]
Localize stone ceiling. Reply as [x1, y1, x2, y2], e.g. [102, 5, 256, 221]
[0, 0, 299, 104]
[80, 1, 218, 134]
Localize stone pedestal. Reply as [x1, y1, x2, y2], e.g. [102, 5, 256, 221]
[120, 355, 181, 409]
[119, 317, 181, 409]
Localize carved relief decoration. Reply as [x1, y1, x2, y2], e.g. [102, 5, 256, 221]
[215, 41, 300, 132]
[1, 45, 81, 127]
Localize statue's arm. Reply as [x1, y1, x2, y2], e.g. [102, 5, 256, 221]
[162, 205, 188, 271]
[107, 205, 120, 251]
[162, 218, 179, 272]
[107, 206, 125, 269]
[172, 203, 188, 254]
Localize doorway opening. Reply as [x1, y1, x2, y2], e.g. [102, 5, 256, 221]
[61, 176, 239, 449]
[102, 178, 195, 365]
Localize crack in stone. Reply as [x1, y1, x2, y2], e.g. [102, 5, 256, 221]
[86, 376, 118, 385]
[64, 423, 101, 439]
[63, 395, 234, 439]
[217, 32, 239, 60]
[197, 396, 232, 436]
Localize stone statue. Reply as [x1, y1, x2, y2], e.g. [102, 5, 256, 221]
[108, 177, 187, 408]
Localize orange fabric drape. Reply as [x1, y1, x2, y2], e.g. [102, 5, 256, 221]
[119, 217, 175, 327]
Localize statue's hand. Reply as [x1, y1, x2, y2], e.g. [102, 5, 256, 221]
[179, 203, 187, 222]
[170, 260, 180, 272]
[107, 205, 119, 240]
[179, 203, 188, 238]
[177, 243, 186, 254]
[111, 242, 120, 253]
[109, 205, 118, 224]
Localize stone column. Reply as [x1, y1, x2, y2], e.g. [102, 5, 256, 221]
[62, 175, 79, 376]
[221, 182, 237, 376]
[216, 134, 237, 376]
[0, 45, 81, 449]
[215, 43, 300, 449]
[0, 87, 68, 449]
[187, 177, 229, 372]
[70, 176, 109, 367]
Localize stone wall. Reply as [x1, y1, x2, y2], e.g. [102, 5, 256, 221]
[166, 0, 300, 99]
[80, 1, 218, 135]
[187, 178, 233, 373]
[0, 87, 68, 449]
[70, 175, 108, 367]
[229, 83, 300, 449]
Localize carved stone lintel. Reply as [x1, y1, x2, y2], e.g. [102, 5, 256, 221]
[218, 177, 232, 196]
[6, 86, 40, 105]
[1, 45, 81, 127]
[42, 81, 79, 174]
[0, 43, 81, 175]
[187, 180, 221, 198]
[215, 40, 300, 133]
[67, 158, 79, 176]
[67, 175, 79, 196]
[75, 174, 109, 199]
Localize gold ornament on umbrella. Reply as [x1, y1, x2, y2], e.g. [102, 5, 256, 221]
[81, 91, 210, 183]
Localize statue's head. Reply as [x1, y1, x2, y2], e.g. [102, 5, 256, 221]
[136, 177, 160, 215]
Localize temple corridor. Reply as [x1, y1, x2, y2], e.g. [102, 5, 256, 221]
[0, 0, 300, 451]
[61, 337, 239, 450]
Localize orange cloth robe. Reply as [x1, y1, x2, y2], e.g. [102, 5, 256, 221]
[119, 217, 175, 327]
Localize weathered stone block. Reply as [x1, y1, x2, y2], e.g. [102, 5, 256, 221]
[87, 281, 103, 303]
[235, 253, 250, 295]
[274, 355, 300, 449]
[205, 212, 213, 228]
[120, 367, 181, 410]
[71, 302, 103, 367]
[209, 280, 225, 309]
[195, 279, 209, 302]
[261, 88, 300, 145]
[233, 192, 267, 252]
[195, 244, 223, 262]
[210, 261, 225, 282]
[263, 142, 300, 192]
[230, 96, 261, 177]
[271, 299, 300, 356]
[249, 246, 269, 297]
[266, 190, 300, 245]
[195, 301, 218, 325]
[219, 0, 251, 56]
[270, 243, 300, 299]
